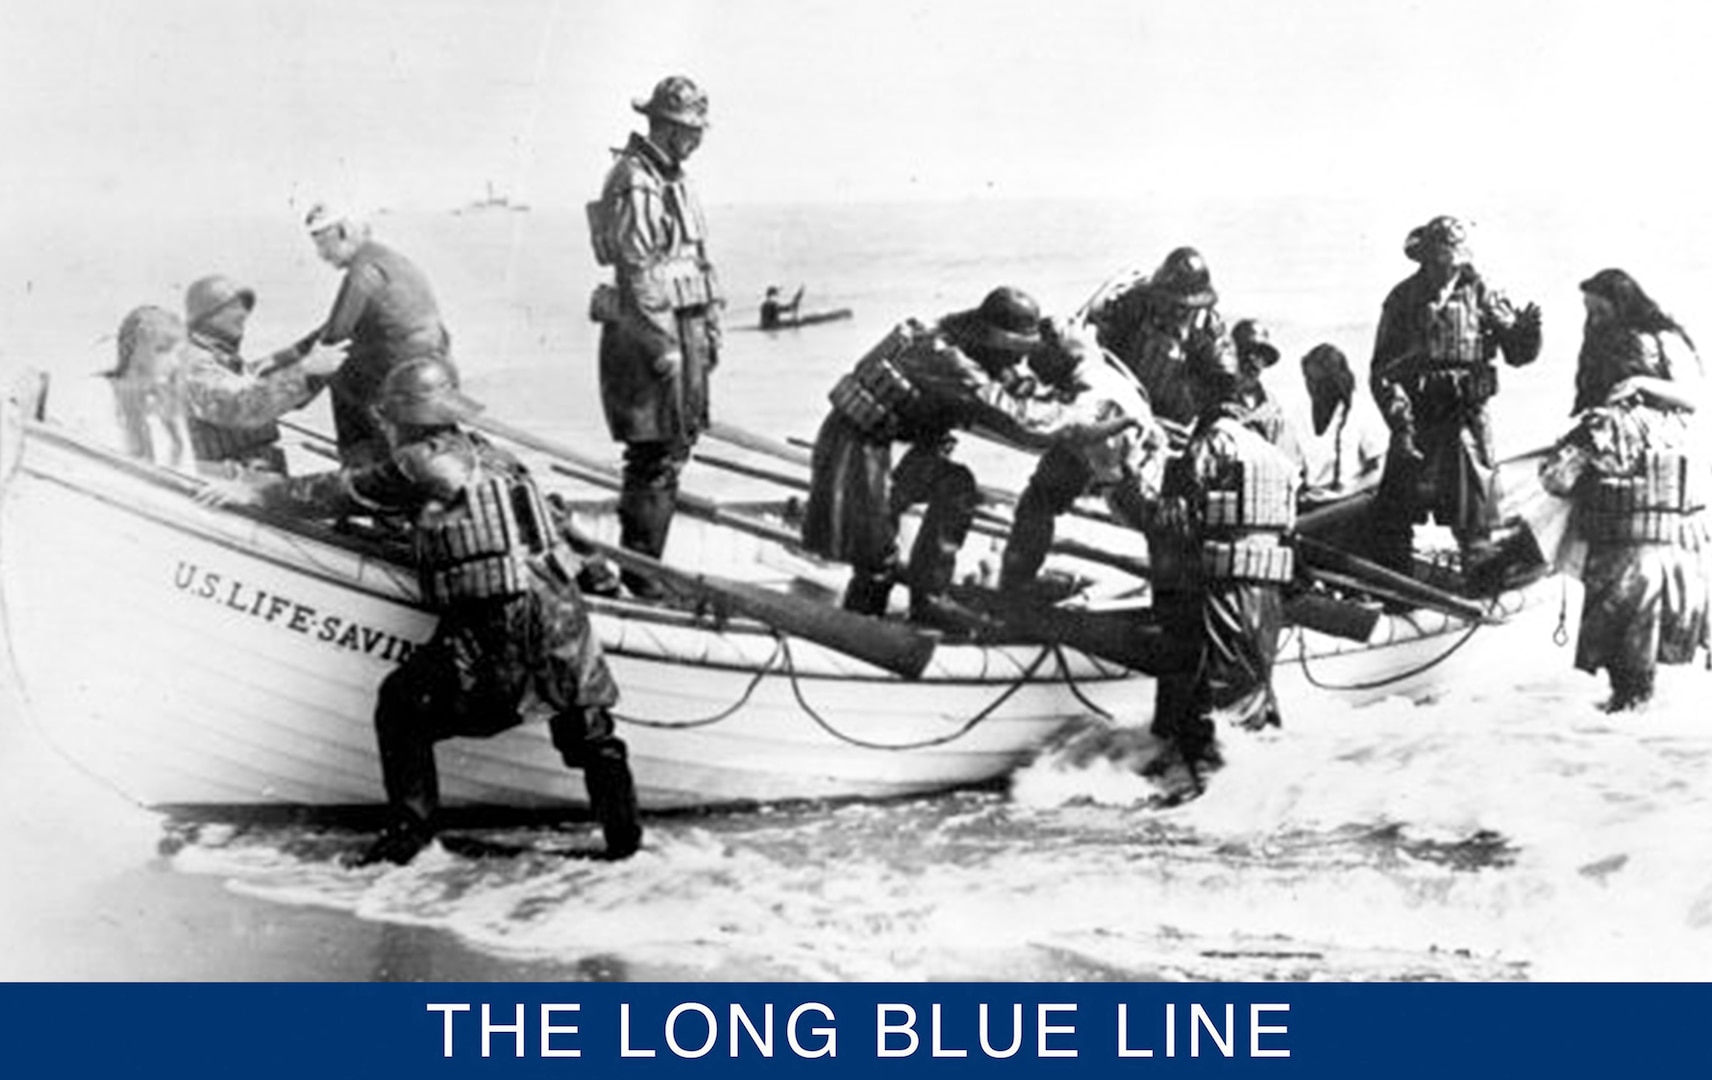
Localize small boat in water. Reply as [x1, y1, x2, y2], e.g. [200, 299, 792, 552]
[757, 307, 854, 332]
[0, 376, 1552, 819]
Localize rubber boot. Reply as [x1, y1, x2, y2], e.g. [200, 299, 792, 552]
[617, 487, 675, 599]
[351, 810, 434, 867]
[581, 726, 642, 859]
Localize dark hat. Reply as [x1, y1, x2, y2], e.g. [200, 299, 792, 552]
[1231, 318, 1279, 369]
[1403, 215, 1467, 262]
[184, 275, 256, 330]
[1578, 267, 1637, 304]
[377, 356, 484, 427]
[1140, 247, 1217, 309]
[634, 75, 710, 129]
[948, 286, 1043, 354]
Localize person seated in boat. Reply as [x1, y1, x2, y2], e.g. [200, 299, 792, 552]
[759, 284, 804, 330]
[198, 355, 642, 866]
[1539, 268, 1708, 712]
[1296, 343, 1387, 504]
[801, 286, 1135, 628]
[1229, 318, 1291, 447]
[999, 315, 1169, 597]
[103, 305, 193, 470]
[1116, 327, 1301, 796]
[178, 274, 348, 475]
[1079, 246, 1236, 440]
[1367, 215, 1542, 577]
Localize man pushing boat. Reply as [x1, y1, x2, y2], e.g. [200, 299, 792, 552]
[199, 356, 641, 866]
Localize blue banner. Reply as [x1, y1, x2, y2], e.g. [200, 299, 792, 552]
[2, 983, 1709, 1076]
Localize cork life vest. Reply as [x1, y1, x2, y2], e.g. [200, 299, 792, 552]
[412, 442, 557, 607]
[1582, 448, 1707, 544]
[826, 323, 927, 439]
[587, 145, 722, 313]
[1197, 423, 1299, 583]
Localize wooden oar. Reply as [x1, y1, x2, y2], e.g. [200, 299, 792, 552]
[466, 414, 938, 679]
[563, 524, 936, 680]
[691, 447, 1152, 579]
[1294, 535, 1496, 624]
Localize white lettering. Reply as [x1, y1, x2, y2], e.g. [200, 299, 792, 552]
[788, 1003, 836, 1059]
[730, 1003, 772, 1058]
[1191, 1003, 1234, 1058]
[931, 1003, 967, 1058]
[665, 1002, 718, 1059]
[620, 1003, 656, 1058]
[481, 1003, 525, 1059]
[877, 1004, 919, 1058]
[1251, 1003, 1290, 1058]
[1116, 1002, 1154, 1058]
[426, 1003, 469, 1058]
[540, 1004, 580, 1059]
[979, 1003, 1022, 1059]
[1038, 1004, 1077, 1058]
[1166, 1002, 1176, 1057]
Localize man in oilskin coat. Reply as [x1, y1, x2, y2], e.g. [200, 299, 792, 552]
[201, 356, 642, 866]
[587, 75, 722, 597]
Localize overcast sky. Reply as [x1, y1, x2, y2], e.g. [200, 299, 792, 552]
[1, 0, 1708, 221]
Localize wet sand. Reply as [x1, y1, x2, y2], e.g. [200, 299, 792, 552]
[0, 654, 629, 983]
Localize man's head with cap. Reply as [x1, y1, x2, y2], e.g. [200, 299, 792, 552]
[635, 75, 709, 164]
[184, 275, 256, 341]
[376, 355, 484, 430]
[1403, 215, 1467, 268]
[304, 201, 369, 269]
[944, 286, 1043, 371]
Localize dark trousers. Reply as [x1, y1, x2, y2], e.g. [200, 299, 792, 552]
[372, 595, 638, 850]
[618, 438, 692, 595]
[1001, 444, 1094, 589]
[882, 441, 979, 615]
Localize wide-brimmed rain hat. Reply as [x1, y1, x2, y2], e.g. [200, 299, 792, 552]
[634, 75, 710, 130]
[1403, 215, 1468, 262]
[945, 286, 1043, 355]
[377, 356, 484, 426]
[184, 275, 256, 330]
[1139, 247, 1218, 309]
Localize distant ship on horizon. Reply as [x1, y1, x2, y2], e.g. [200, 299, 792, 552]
[452, 181, 530, 215]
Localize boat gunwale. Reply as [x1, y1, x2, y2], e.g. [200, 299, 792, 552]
[6, 416, 1140, 685]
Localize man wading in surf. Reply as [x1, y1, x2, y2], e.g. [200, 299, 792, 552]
[200, 356, 642, 866]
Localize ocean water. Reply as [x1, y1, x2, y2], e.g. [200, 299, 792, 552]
[3, 196, 1711, 981]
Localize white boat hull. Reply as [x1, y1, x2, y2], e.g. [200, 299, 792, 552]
[0, 414, 1553, 816]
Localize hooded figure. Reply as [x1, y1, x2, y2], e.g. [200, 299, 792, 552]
[1539, 269, 1709, 711]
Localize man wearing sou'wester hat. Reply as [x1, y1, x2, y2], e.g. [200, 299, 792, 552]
[586, 75, 723, 599]
[1368, 214, 1542, 578]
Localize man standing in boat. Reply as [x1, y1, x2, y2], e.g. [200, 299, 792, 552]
[1119, 330, 1301, 796]
[304, 202, 451, 468]
[587, 75, 722, 598]
[200, 356, 642, 866]
[802, 286, 1131, 627]
[178, 274, 348, 474]
[1367, 215, 1541, 576]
